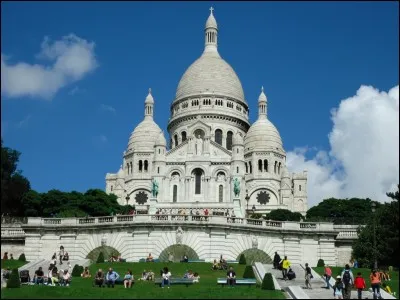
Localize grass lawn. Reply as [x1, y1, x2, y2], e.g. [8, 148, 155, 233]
[313, 267, 399, 298]
[1, 262, 285, 299]
[1, 260, 29, 270]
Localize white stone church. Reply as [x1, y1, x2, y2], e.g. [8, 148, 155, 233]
[105, 8, 308, 217]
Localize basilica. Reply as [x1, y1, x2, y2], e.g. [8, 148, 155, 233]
[105, 8, 308, 217]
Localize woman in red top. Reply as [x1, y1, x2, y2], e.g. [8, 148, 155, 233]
[354, 272, 366, 299]
[324, 265, 332, 289]
[369, 269, 381, 299]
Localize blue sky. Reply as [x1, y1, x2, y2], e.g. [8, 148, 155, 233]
[1, 1, 399, 201]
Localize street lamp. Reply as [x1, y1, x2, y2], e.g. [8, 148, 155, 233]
[371, 202, 378, 269]
[245, 190, 250, 216]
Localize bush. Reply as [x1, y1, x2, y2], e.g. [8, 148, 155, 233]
[239, 253, 247, 265]
[71, 264, 84, 277]
[18, 253, 26, 262]
[243, 265, 255, 278]
[96, 252, 105, 264]
[317, 259, 325, 267]
[261, 273, 274, 290]
[6, 268, 20, 288]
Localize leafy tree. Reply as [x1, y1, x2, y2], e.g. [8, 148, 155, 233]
[1, 140, 31, 216]
[261, 273, 274, 290]
[317, 259, 325, 267]
[96, 252, 105, 264]
[71, 264, 84, 277]
[6, 268, 20, 288]
[352, 185, 399, 268]
[264, 209, 303, 222]
[18, 253, 26, 262]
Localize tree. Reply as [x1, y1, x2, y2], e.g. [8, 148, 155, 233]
[239, 254, 247, 265]
[352, 185, 399, 268]
[1, 140, 31, 216]
[264, 209, 303, 222]
[6, 268, 20, 288]
[96, 252, 105, 264]
[261, 273, 274, 290]
[243, 265, 255, 278]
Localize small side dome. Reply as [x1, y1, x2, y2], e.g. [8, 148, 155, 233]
[127, 119, 162, 151]
[244, 118, 284, 154]
[155, 131, 167, 147]
[144, 88, 154, 104]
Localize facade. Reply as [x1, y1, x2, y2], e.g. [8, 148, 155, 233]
[105, 9, 308, 217]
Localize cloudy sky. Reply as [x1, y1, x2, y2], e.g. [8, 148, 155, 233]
[1, 2, 398, 207]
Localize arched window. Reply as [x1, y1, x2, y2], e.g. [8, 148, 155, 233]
[237, 148, 239, 154]
[278, 162, 281, 174]
[215, 129, 222, 145]
[144, 160, 148, 172]
[226, 131, 233, 150]
[249, 162, 253, 174]
[236, 166, 239, 174]
[158, 149, 160, 154]
[174, 134, 178, 147]
[127, 163, 130, 174]
[157, 167, 160, 174]
[274, 161, 277, 173]
[219, 185, 223, 202]
[299, 185, 302, 191]
[258, 159, 262, 172]
[139, 160, 143, 172]
[181, 131, 187, 142]
[245, 163, 248, 173]
[194, 168, 202, 194]
[173, 185, 178, 203]
[264, 160, 268, 172]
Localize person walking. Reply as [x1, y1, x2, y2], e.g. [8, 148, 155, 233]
[304, 263, 312, 289]
[324, 264, 332, 289]
[354, 272, 366, 300]
[369, 269, 382, 299]
[341, 264, 354, 299]
[281, 256, 291, 281]
[273, 252, 281, 269]
[333, 276, 344, 299]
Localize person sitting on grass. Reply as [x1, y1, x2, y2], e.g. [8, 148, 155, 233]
[183, 270, 190, 278]
[81, 267, 91, 278]
[60, 269, 71, 286]
[123, 270, 133, 288]
[226, 267, 236, 287]
[161, 267, 171, 288]
[106, 267, 120, 288]
[140, 270, 148, 281]
[147, 270, 154, 281]
[48, 268, 60, 286]
[93, 269, 105, 287]
[192, 272, 200, 283]
[212, 259, 218, 270]
[33, 267, 45, 284]
[146, 253, 154, 262]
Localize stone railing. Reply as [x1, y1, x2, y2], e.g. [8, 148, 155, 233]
[1, 228, 26, 238]
[1, 217, 28, 224]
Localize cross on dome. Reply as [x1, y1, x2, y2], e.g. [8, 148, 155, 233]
[210, 7, 214, 14]
[148, 88, 152, 94]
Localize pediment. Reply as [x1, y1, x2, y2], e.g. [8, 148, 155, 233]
[166, 139, 232, 161]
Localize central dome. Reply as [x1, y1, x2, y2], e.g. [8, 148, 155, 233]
[175, 52, 246, 103]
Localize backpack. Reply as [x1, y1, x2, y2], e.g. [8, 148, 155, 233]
[343, 270, 351, 285]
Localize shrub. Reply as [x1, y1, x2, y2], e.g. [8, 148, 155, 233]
[317, 259, 325, 267]
[6, 268, 20, 288]
[261, 273, 274, 290]
[243, 265, 255, 278]
[96, 252, 105, 264]
[239, 253, 247, 265]
[71, 264, 84, 277]
[18, 253, 26, 262]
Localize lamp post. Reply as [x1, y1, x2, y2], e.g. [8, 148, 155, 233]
[245, 190, 250, 217]
[371, 202, 378, 269]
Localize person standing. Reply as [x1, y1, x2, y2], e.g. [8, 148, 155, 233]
[59, 246, 64, 265]
[324, 264, 332, 289]
[281, 256, 291, 281]
[333, 276, 344, 299]
[341, 264, 354, 299]
[369, 269, 382, 299]
[161, 267, 171, 288]
[273, 252, 281, 269]
[226, 267, 236, 287]
[354, 272, 366, 300]
[304, 263, 312, 289]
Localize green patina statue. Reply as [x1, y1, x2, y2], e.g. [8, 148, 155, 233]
[152, 179, 159, 197]
[233, 178, 240, 197]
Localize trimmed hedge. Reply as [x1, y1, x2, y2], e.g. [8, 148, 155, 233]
[261, 273, 274, 290]
[72, 264, 84, 277]
[317, 259, 325, 267]
[238, 254, 247, 265]
[6, 268, 20, 288]
[18, 253, 26, 262]
[243, 265, 255, 278]
[96, 252, 105, 264]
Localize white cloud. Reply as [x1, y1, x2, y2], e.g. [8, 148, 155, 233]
[100, 104, 116, 114]
[1, 34, 98, 99]
[287, 85, 399, 207]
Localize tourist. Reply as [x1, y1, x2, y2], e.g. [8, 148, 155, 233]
[106, 267, 120, 288]
[2, 252, 8, 260]
[2, 267, 11, 280]
[146, 253, 154, 262]
[273, 252, 281, 269]
[193, 272, 200, 283]
[353, 259, 359, 268]
[81, 267, 91, 278]
[226, 266, 236, 287]
[59, 246, 65, 265]
[382, 283, 393, 296]
[48, 267, 59, 286]
[304, 263, 312, 289]
[168, 252, 174, 262]
[354, 272, 366, 300]
[333, 276, 344, 299]
[281, 256, 291, 281]
[369, 269, 382, 299]
[287, 268, 296, 280]
[93, 268, 105, 287]
[187, 270, 194, 279]
[33, 267, 45, 285]
[140, 270, 148, 281]
[51, 252, 57, 261]
[212, 259, 218, 270]
[379, 269, 391, 281]
[161, 267, 171, 288]
[147, 270, 154, 281]
[60, 269, 71, 286]
[324, 264, 332, 289]
[182, 254, 188, 263]
[63, 252, 69, 261]
[341, 264, 354, 299]
[9, 254, 14, 260]
[123, 269, 133, 288]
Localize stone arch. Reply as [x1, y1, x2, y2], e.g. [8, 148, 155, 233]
[167, 167, 184, 178]
[249, 187, 279, 205]
[211, 166, 230, 178]
[236, 249, 273, 265]
[159, 244, 199, 262]
[86, 245, 121, 262]
[187, 165, 208, 177]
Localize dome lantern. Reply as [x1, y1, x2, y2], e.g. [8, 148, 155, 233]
[144, 88, 154, 119]
[204, 7, 219, 55]
[258, 86, 268, 119]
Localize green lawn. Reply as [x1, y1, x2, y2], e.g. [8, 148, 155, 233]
[1, 262, 285, 299]
[1, 260, 29, 270]
[313, 267, 398, 298]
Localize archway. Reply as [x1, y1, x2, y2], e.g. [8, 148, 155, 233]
[236, 249, 273, 265]
[86, 246, 120, 262]
[159, 244, 199, 262]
